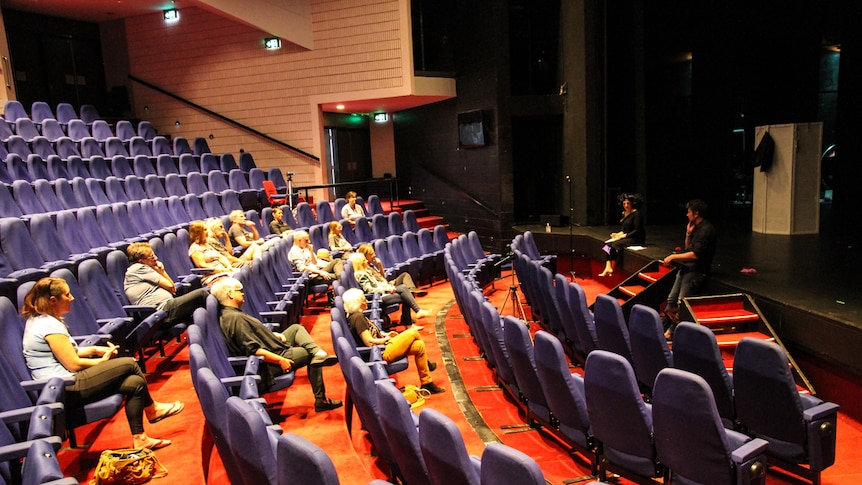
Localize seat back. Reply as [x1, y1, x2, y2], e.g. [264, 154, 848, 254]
[628, 304, 673, 393]
[110, 155, 134, 178]
[151, 137, 172, 157]
[195, 366, 248, 485]
[377, 381, 431, 485]
[480, 442, 546, 485]
[533, 331, 592, 447]
[652, 368, 740, 483]
[30, 101, 55, 123]
[502, 316, 549, 420]
[366, 194, 384, 216]
[115, 120, 135, 141]
[316, 201, 335, 224]
[344, 356, 398, 472]
[387, 212, 405, 236]
[79, 104, 100, 124]
[294, 202, 316, 227]
[672, 322, 735, 424]
[200, 154, 219, 174]
[3, 100, 27, 122]
[138, 121, 157, 141]
[14, 118, 40, 141]
[40, 119, 65, 142]
[593, 294, 632, 364]
[584, 350, 658, 479]
[55, 103, 78, 124]
[276, 433, 341, 485]
[226, 396, 278, 485]
[237, 152, 255, 172]
[80, 138, 105, 159]
[91, 120, 112, 142]
[33, 179, 64, 212]
[173, 137, 193, 156]
[46, 155, 69, 180]
[66, 119, 89, 141]
[354, 216, 374, 243]
[371, 214, 389, 240]
[403, 209, 420, 233]
[419, 408, 480, 485]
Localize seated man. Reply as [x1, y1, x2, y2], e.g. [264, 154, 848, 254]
[212, 278, 342, 412]
[227, 210, 263, 260]
[342, 288, 445, 394]
[205, 218, 252, 268]
[288, 230, 343, 284]
[123, 242, 209, 327]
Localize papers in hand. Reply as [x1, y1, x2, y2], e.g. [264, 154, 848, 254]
[604, 237, 620, 244]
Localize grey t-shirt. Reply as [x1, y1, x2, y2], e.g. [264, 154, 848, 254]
[124, 262, 172, 308]
[23, 314, 76, 379]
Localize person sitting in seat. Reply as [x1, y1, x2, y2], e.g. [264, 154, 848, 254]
[342, 288, 444, 394]
[124, 241, 210, 322]
[227, 210, 263, 260]
[23, 277, 184, 450]
[350, 253, 430, 330]
[357, 243, 426, 297]
[288, 230, 343, 283]
[328, 220, 353, 253]
[205, 218, 252, 268]
[268, 206, 294, 238]
[187, 221, 235, 286]
[212, 278, 342, 411]
[340, 191, 365, 225]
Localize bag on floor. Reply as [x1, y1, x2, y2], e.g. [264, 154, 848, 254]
[400, 385, 431, 409]
[90, 447, 168, 485]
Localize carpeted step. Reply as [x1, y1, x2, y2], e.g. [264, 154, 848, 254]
[418, 215, 445, 229]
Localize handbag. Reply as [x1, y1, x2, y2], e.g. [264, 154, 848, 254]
[90, 447, 168, 485]
[400, 385, 431, 409]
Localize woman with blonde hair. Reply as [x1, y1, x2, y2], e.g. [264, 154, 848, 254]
[188, 220, 233, 285]
[328, 220, 353, 253]
[22, 277, 183, 450]
[351, 253, 429, 330]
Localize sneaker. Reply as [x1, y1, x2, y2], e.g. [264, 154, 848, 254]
[314, 398, 343, 412]
[428, 361, 438, 372]
[421, 382, 446, 394]
[310, 354, 338, 367]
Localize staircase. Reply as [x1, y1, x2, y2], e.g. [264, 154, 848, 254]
[680, 293, 814, 394]
[381, 199, 449, 231]
[603, 260, 678, 319]
[603, 262, 815, 395]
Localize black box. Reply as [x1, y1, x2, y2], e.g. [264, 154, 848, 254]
[540, 214, 562, 227]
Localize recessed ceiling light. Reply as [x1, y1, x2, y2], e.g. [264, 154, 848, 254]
[336, 105, 345, 110]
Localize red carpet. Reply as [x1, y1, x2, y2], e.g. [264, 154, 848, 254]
[54, 266, 862, 484]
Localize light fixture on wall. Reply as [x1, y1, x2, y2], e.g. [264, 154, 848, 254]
[163, 9, 179, 22]
[175, 120, 181, 127]
[263, 37, 282, 50]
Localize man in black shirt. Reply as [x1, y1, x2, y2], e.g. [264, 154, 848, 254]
[212, 278, 342, 411]
[661, 199, 717, 337]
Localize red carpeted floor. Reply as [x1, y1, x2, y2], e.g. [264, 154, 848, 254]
[56, 267, 862, 484]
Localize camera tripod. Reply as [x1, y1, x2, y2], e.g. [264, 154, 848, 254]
[499, 264, 528, 323]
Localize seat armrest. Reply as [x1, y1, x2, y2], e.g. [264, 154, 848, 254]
[804, 402, 840, 421]
[730, 437, 769, 463]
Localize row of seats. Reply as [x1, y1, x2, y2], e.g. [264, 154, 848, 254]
[1, 136, 254, 171]
[1, 117, 154, 144]
[1, 148, 260, 184]
[510, 232, 840, 483]
[4, 100, 100, 126]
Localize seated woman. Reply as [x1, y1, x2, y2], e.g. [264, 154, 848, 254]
[340, 191, 365, 225]
[22, 277, 184, 450]
[342, 288, 444, 394]
[188, 220, 234, 285]
[328, 221, 353, 254]
[599, 193, 646, 277]
[205, 218, 251, 268]
[268, 206, 294, 238]
[350, 253, 429, 330]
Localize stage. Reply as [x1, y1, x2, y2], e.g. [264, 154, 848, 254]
[515, 222, 862, 377]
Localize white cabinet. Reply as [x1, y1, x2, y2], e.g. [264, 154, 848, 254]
[752, 122, 822, 235]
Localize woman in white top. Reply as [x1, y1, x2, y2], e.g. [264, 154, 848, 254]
[328, 220, 353, 253]
[22, 277, 183, 450]
[340, 191, 365, 225]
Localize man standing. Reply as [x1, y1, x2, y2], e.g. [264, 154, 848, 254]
[211, 278, 342, 411]
[661, 199, 717, 337]
[124, 242, 209, 327]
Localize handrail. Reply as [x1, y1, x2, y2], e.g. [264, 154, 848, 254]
[417, 164, 498, 217]
[128, 74, 319, 162]
[294, 177, 399, 208]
